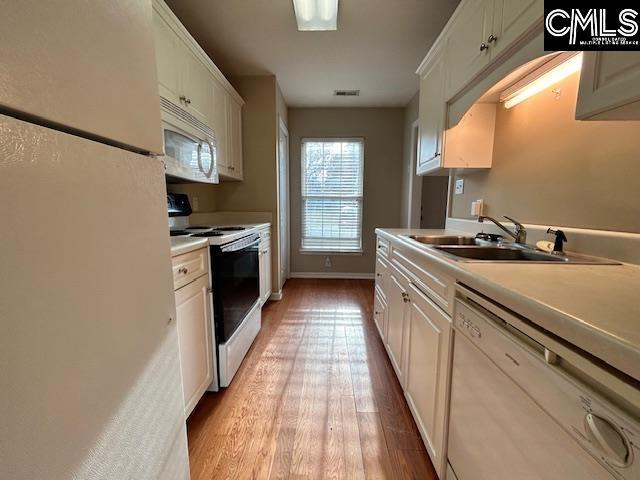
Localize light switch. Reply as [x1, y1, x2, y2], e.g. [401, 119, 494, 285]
[455, 178, 464, 195]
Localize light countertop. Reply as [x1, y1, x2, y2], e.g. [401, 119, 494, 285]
[376, 228, 640, 382]
[170, 237, 209, 257]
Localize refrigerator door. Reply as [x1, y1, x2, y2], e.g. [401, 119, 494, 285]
[0, 114, 189, 480]
[0, 0, 163, 154]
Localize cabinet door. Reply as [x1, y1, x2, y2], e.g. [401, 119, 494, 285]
[260, 244, 272, 304]
[576, 52, 640, 120]
[375, 255, 388, 299]
[212, 81, 230, 172]
[227, 98, 244, 180]
[374, 288, 387, 341]
[153, 9, 183, 107]
[444, 0, 494, 99]
[404, 283, 452, 477]
[175, 273, 213, 417]
[182, 49, 213, 124]
[490, 0, 542, 58]
[1, 0, 163, 154]
[417, 55, 446, 175]
[385, 268, 409, 384]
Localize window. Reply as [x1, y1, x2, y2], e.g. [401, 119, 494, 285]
[301, 138, 364, 253]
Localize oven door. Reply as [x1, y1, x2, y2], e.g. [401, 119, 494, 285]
[162, 123, 218, 184]
[211, 235, 260, 344]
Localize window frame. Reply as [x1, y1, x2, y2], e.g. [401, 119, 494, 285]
[299, 137, 365, 255]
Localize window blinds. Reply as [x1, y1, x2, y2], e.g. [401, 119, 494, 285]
[301, 139, 364, 252]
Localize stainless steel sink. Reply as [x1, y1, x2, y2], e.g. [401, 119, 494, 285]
[432, 245, 619, 264]
[405, 234, 479, 246]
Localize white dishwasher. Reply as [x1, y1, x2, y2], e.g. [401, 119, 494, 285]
[447, 287, 639, 480]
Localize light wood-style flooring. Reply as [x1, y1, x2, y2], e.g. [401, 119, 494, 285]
[187, 278, 436, 479]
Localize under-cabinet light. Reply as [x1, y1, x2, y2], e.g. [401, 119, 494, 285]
[501, 53, 583, 109]
[293, 0, 338, 31]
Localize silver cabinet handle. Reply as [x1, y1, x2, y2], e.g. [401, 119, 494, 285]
[178, 267, 188, 274]
[229, 166, 235, 171]
[480, 43, 489, 51]
[487, 34, 498, 43]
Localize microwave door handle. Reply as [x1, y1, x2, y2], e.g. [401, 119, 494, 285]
[205, 140, 215, 178]
[196, 142, 204, 175]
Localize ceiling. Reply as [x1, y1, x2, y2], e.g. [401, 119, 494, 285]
[164, 0, 461, 107]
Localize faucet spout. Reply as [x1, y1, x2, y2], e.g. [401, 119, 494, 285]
[478, 215, 527, 244]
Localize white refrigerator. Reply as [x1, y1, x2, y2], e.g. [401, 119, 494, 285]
[0, 1, 190, 479]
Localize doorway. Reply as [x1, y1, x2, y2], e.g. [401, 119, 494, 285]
[277, 117, 289, 290]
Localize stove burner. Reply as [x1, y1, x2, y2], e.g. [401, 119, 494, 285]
[170, 230, 189, 236]
[215, 226, 246, 231]
[186, 226, 213, 230]
[191, 231, 224, 237]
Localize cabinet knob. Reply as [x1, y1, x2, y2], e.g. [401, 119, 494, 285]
[376, 273, 382, 277]
[480, 42, 489, 52]
[487, 34, 498, 44]
[178, 267, 188, 274]
[229, 166, 235, 171]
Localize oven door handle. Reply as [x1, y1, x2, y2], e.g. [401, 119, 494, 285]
[220, 236, 260, 253]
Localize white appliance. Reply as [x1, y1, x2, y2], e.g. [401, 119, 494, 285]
[447, 286, 639, 480]
[167, 194, 262, 388]
[1, 2, 189, 479]
[161, 98, 219, 184]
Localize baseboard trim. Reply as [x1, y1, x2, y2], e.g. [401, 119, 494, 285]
[269, 290, 283, 301]
[289, 272, 375, 280]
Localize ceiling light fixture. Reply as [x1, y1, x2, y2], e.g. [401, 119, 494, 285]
[500, 53, 583, 109]
[293, 0, 338, 31]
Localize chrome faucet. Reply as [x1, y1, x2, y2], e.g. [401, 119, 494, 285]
[478, 215, 527, 244]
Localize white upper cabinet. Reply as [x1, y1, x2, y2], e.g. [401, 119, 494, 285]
[152, 0, 244, 180]
[416, 0, 542, 174]
[0, 0, 163, 154]
[490, 0, 543, 58]
[212, 79, 230, 172]
[444, 0, 495, 99]
[576, 52, 640, 121]
[153, 11, 183, 108]
[439, 0, 543, 101]
[417, 53, 446, 175]
[182, 49, 215, 125]
[226, 97, 244, 180]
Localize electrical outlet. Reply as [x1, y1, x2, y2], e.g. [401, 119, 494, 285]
[455, 178, 464, 195]
[325, 257, 332, 268]
[192, 196, 199, 211]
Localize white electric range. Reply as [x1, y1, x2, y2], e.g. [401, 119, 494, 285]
[168, 193, 262, 388]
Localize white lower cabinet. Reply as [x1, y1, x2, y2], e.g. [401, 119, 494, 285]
[174, 270, 213, 417]
[259, 227, 272, 305]
[375, 236, 453, 479]
[385, 266, 410, 385]
[404, 282, 452, 477]
[373, 287, 387, 341]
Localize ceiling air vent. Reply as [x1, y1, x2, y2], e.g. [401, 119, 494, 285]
[334, 89, 360, 97]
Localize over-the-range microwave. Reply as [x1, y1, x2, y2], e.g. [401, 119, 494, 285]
[160, 96, 219, 184]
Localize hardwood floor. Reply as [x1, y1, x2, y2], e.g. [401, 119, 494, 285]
[187, 278, 437, 480]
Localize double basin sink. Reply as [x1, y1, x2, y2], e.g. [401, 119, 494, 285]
[404, 235, 618, 265]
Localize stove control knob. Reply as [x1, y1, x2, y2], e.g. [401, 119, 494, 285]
[584, 413, 630, 467]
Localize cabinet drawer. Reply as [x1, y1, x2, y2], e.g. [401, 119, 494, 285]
[172, 247, 208, 290]
[376, 236, 390, 258]
[391, 247, 454, 315]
